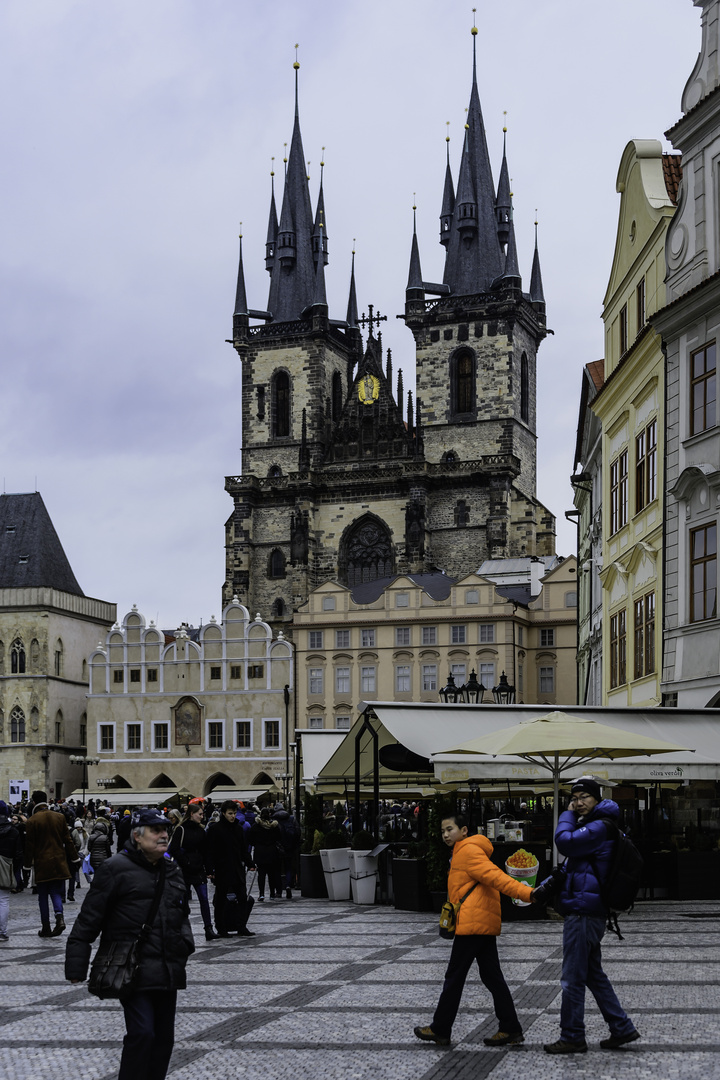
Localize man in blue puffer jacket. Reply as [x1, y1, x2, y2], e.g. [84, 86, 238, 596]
[542, 778, 640, 1055]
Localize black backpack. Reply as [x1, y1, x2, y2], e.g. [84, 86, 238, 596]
[592, 817, 644, 939]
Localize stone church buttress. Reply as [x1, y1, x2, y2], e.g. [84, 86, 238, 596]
[224, 37, 555, 629]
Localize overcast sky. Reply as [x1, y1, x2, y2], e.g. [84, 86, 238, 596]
[0, 0, 701, 629]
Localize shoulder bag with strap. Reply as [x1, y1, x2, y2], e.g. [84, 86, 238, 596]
[439, 881, 478, 939]
[88, 857, 167, 999]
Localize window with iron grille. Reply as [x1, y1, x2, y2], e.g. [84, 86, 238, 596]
[113, 670, 123, 684]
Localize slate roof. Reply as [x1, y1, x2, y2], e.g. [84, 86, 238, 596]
[0, 493, 84, 595]
[350, 572, 455, 605]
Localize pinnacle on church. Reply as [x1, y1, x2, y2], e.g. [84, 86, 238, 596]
[406, 204, 424, 301]
[441, 19, 503, 296]
[501, 196, 521, 288]
[267, 53, 317, 322]
[346, 248, 359, 328]
[312, 154, 329, 268]
[530, 219, 546, 309]
[233, 227, 248, 316]
[265, 163, 278, 273]
[439, 125, 455, 247]
[495, 123, 511, 249]
[311, 212, 328, 312]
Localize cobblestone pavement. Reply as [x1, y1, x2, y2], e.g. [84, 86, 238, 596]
[1, 883, 718, 1080]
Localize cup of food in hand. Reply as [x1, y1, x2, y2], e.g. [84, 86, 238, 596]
[506, 848, 539, 906]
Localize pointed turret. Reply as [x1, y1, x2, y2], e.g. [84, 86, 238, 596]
[500, 196, 521, 289]
[386, 348, 393, 401]
[495, 126, 511, 249]
[530, 219, 546, 319]
[311, 213, 328, 315]
[346, 249, 358, 328]
[406, 206, 425, 304]
[267, 58, 317, 322]
[397, 368, 404, 410]
[233, 228, 248, 317]
[265, 165, 278, 274]
[312, 155, 329, 268]
[442, 21, 503, 295]
[439, 127, 455, 247]
[407, 390, 414, 435]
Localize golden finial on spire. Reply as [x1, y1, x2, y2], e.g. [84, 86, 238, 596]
[503, 109, 507, 134]
[306, 160, 311, 180]
[535, 209, 539, 227]
[465, 106, 469, 130]
[283, 142, 288, 163]
[446, 120, 450, 143]
[413, 192, 417, 211]
[239, 221, 243, 239]
[293, 43, 300, 69]
[471, 7, 478, 34]
[270, 156, 275, 177]
[321, 146, 325, 167]
[352, 237, 356, 255]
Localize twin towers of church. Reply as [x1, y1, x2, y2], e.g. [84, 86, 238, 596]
[225, 33, 555, 624]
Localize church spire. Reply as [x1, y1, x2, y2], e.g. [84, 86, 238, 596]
[233, 226, 248, 316]
[406, 203, 425, 303]
[312, 151, 329, 268]
[495, 121, 511, 249]
[440, 123, 455, 247]
[442, 16, 503, 295]
[346, 247, 358, 327]
[267, 51, 317, 322]
[501, 194, 521, 289]
[265, 162, 278, 274]
[311, 212, 328, 313]
[530, 217, 546, 313]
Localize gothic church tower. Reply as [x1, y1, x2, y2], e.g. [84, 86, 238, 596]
[225, 36, 555, 626]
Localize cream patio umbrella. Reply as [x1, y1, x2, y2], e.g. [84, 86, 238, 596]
[438, 710, 691, 861]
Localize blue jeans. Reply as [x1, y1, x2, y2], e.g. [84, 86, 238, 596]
[37, 881, 64, 924]
[560, 914, 636, 1043]
[187, 881, 213, 928]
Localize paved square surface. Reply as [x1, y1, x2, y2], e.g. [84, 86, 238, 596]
[0, 883, 718, 1079]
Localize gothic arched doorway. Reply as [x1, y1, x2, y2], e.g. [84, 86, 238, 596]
[339, 514, 395, 586]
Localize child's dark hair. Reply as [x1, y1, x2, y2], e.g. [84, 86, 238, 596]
[441, 810, 468, 830]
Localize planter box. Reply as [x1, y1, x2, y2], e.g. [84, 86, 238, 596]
[300, 853, 328, 898]
[319, 847, 351, 901]
[392, 858, 432, 911]
[349, 850, 378, 904]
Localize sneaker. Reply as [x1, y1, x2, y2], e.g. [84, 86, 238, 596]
[0, 933, 9, 941]
[484, 1031, 524, 1047]
[414, 1026, 450, 1047]
[600, 1030, 641, 1050]
[258, 895, 265, 902]
[544, 1039, 588, 1054]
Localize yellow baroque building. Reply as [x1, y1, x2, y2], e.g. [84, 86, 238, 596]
[592, 140, 680, 707]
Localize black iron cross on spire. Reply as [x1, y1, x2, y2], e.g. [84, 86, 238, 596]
[357, 304, 387, 337]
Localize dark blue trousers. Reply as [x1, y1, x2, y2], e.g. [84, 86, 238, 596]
[119, 990, 177, 1080]
[432, 934, 520, 1037]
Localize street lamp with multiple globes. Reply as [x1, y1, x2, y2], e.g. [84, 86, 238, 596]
[439, 669, 487, 704]
[69, 754, 100, 809]
[492, 671, 516, 705]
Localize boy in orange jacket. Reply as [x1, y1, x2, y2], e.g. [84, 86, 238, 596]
[414, 813, 534, 1047]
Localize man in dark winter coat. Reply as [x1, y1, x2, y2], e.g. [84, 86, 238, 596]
[206, 800, 255, 936]
[541, 779, 640, 1055]
[23, 790, 80, 937]
[0, 800, 22, 940]
[65, 807, 194, 1080]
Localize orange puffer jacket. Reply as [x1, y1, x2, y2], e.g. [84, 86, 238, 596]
[448, 834, 533, 936]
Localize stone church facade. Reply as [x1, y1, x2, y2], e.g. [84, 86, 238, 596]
[224, 34, 556, 630]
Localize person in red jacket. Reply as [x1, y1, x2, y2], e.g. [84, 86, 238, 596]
[414, 813, 534, 1048]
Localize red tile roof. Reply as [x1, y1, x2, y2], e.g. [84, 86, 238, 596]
[587, 359, 604, 391]
[662, 154, 683, 204]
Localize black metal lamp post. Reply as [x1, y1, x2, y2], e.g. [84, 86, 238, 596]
[69, 754, 99, 809]
[464, 669, 485, 704]
[492, 671, 516, 705]
[439, 672, 463, 703]
[283, 684, 291, 811]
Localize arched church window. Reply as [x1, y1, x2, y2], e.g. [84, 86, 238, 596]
[332, 371, 343, 421]
[454, 500, 470, 528]
[451, 350, 475, 416]
[268, 549, 286, 579]
[272, 597, 285, 617]
[521, 352, 529, 423]
[11, 638, 25, 674]
[268, 465, 282, 479]
[273, 371, 291, 437]
[340, 516, 395, 587]
[10, 705, 25, 743]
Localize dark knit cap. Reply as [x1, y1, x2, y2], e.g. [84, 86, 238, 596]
[571, 777, 603, 803]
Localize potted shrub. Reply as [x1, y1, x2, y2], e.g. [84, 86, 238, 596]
[319, 829, 351, 900]
[300, 795, 328, 898]
[349, 830, 378, 905]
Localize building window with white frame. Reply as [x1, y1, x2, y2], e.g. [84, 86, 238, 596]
[235, 720, 252, 749]
[690, 342, 716, 435]
[540, 627, 555, 647]
[361, 628, 376, 647]
[451, 663, 466, 684]
[335, 715, 351, 730]
[263, 719, 280, 749]
[479, 663, 495, 690]
[422, 664, 437, 691]
[635, 419, 657, 513]
[422, 626, 437, 645]
[207, 720, 224, 750]
[336, 629, 350, 648]
[395, 664, 411, 692]
[99, 724, 114, 752]
[308, 667, 324, 694]
[465, 589, 479, 604]
[335, 666, 350, 694]
[396, 593, 409, 608]
[396, 627, 411, 646]
[539, 666, 555, 695]
[308, 716, 324, 730]
[309, 631, 324, 649]
[451, 625, 466, 644]
[126, 723, 142, 751]
[690, 522, 717, 622]
[153, 723, 169, 751]
[479, 624, 494, 643]
[322, 596, 336, 611]
[361, 666, 376, 693]
[610, 449, 628, 533]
